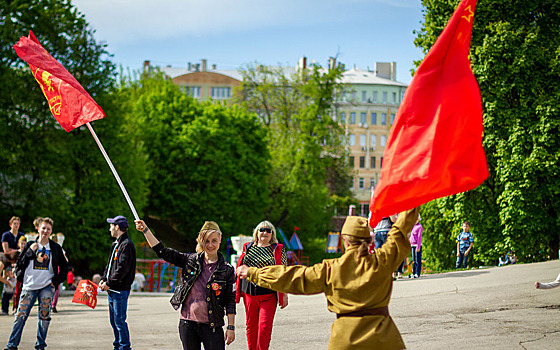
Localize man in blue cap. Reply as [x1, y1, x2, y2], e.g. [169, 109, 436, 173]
[100, 216, 136, 350]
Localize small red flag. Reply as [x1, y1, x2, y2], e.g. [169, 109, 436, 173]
[294, 226, 300, 232]
[72, 279, 98, 309]
[369, 0, 488, 227]
[13, 31, 105, 132]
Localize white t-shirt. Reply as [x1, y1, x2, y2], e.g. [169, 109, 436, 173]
[22, 242, 54, 291]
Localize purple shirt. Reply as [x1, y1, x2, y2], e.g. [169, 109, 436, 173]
[409, 223, 423, 248]
[180, 259, 217, 323]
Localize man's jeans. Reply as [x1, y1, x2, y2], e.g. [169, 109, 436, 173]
[6, 284, 54, 350]
[374, 231, 389, 249]
[456, 251, 469, 269]
[108, 290, 131, 350]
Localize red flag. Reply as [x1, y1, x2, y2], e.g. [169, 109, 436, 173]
[369, 0, 488, 227]
[294, 226, 300, 232]
[13, 31, 105, 132]
[72, 279, 98, 309]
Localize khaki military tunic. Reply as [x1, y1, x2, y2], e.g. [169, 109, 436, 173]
[246, 209, 418, 350]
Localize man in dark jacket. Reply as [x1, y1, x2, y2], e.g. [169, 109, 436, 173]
[100, 215, 136, 350]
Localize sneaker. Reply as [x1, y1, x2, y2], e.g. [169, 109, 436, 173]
[1, 312, 8, 316]
[52, 307, 58, 313]
[413, 274, 419, 278]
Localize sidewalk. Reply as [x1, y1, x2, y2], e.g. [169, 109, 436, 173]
[0, 260, 559, 349]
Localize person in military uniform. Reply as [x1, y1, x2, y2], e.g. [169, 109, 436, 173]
[236, 208, 420, 350]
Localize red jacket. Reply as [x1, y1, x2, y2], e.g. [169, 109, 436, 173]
[235, 241, 284, 305]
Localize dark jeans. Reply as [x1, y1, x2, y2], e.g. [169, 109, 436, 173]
[412, 247, 422, 276]
[178, 319, 225, 350]
[2, 290, 13, 314]
[108, 290, 131, 350]
[374, 231, 388, 249]
[456, 251, 469, 269]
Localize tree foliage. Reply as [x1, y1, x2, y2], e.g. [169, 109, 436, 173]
[117, 72, 271, 251]
[233, 62, 353, 249]
[0, 0, 148, 274]
[416, 0, 560, 269]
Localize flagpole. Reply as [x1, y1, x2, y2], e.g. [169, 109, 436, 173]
[86, 122, 140, 221]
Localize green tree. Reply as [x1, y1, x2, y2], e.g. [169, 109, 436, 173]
[0, 0, 148, 273]
[233, 61, 353, 260]
[416, 0, 560, 268]
[117, 72, 271, 251]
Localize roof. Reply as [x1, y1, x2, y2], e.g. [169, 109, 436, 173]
[341, 68, 407, 87]
[159, 67, 244, 81]
[158, 65, 407, 87]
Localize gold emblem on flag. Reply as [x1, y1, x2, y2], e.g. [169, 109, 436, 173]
[32, 66, 62, 116]
[461, 5, 474, 23]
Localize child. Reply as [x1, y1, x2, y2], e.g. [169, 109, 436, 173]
[2, 267, 16, 315]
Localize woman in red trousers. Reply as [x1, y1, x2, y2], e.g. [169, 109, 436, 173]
[235, 220, 288, 350]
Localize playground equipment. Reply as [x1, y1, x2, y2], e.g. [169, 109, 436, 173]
[230, 235, 253, 266]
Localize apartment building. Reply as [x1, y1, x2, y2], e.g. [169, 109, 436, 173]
[338, 62, 407, 217]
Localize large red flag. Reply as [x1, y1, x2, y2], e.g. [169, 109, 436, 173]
[369, 0, 488, 227]
[13, 31, 105, 132]
[72, 279, 98, 309]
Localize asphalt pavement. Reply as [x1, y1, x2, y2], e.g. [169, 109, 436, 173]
[0, 260, 559, 349]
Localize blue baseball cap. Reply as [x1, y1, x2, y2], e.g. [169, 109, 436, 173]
[106, 215, 129, 230]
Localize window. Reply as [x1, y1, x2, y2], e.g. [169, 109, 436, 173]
[370, 157, 376, 169]
[371, 112, 377, 125]
[340, 112, 346, 123]
[381, 135, 387, 147]
[350, 112, 356, 124]
[381, 113, 387, 125]
[380, 157, 383, 168]
[358, 177, 364, 189]
[351, 91, 357, 100]
[185, 86, 201, 98]
[392, 92, 397, 104]
[350, 177, 354, 189]
[360, 203, 369, 216]
[360, 112, 366, 125]
[211, 87, 231, 99]
[360, 134, 366, 146]
[370, 135, 377, 148]
[382, 92, 388, 103]
[362, 91, 367, 102]
[349, 134, 355, 146]
[372, 91, 378, 102]
[359, 157, 365, 168]
[349, 156, 355, 167]
[370, 178, 376, 189]
[390, 113, 395, 125]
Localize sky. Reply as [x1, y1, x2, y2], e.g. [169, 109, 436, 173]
[71, 0, 425, 84]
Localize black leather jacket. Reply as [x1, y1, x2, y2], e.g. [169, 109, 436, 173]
[152, 242, 236, 328]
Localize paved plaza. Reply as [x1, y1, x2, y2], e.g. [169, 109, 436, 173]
[0, 260, 559, 349]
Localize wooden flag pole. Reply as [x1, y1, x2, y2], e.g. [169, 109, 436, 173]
[86, 122, 139, 221]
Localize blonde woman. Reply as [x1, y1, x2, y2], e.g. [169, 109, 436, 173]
[235, 220, 287, 350]
[135, 219, 235, 350]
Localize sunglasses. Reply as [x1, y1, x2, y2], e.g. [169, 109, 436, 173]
[259, 227, 272, 233]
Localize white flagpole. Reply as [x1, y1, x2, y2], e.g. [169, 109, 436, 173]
[86, 122, 139, 221]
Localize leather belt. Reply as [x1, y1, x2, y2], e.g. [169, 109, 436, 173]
[336, 306, 389, 319]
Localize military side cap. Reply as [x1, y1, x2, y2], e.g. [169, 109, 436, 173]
[341, 216, 370, 238]
[200, 221, 221, 234]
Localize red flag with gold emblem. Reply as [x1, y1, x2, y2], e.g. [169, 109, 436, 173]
[369, 0, 488, 227]
[72, 279, 98, 309]
[13, 31, 105, 132]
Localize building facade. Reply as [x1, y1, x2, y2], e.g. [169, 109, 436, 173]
[338, 62, 407, 217]
[149, 59, 407, 218]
